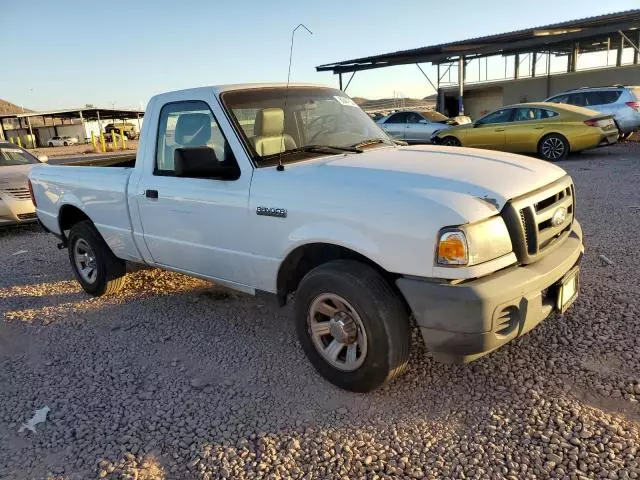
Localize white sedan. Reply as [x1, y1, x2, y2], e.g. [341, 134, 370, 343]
[377, 110, 471, 143]
[48, 136, 79, 147]
[0, 142, 47, 226]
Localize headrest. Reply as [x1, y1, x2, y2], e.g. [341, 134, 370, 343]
[254, 108, 285, 137]
[175, 113, 211, 145]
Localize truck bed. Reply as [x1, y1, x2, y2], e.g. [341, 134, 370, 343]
[57, 154, 136, 168]
[29, 162, 142, 262]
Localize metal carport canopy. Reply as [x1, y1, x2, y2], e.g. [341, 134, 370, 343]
[13, 107, 144, 121]
[315, 9, 640, 74]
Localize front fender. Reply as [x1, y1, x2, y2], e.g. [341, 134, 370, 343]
[284, 222, 382, 266]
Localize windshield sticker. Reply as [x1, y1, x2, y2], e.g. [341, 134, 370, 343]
[334, 96, 359, 107]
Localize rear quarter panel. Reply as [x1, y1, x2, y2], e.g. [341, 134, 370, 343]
[29, 165, 142, 262]
[555, 122, 602, 152]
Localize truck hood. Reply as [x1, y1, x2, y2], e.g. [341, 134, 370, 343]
[290, 145, 567, 223]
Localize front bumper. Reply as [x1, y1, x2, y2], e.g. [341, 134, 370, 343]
[397, 221, 584, 363]
[0, 199, 37, 226]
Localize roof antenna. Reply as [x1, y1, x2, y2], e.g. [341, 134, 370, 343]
[278, 23, 313, 172]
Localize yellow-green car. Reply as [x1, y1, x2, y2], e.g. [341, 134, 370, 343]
[433, 102, 618, 161]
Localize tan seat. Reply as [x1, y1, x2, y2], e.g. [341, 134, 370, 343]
[251, 108, 296, 156]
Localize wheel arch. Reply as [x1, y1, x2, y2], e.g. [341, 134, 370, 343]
[537, 132, 571, 153]
[58, 204, 91, 238]
[276, 242, 407, 310]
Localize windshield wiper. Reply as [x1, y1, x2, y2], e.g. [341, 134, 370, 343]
[350, 138, 388, 149]
[262, 145, 362, 161]
[299, 144, 363, 154]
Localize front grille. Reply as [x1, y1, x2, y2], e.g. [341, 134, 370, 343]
[1, 187, 31, 200]
[501, 176, 575, 264]
[17, 212, 36, 220]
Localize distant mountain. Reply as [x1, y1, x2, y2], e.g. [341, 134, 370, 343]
[0, 99, 32, 115]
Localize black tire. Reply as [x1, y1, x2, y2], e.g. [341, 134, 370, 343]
[67, 220, 126, 296]
[294, 259, 410, 392]
[441, 136, 461, 147]
[48, 142, 53, 147]
[63, 142, 68, 146]
[538, 133, 569, 161]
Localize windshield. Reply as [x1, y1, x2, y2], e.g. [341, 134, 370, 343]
[422, 111, 449, 122]
[0, 145, 40, 166]
[221, 87, 393, 166]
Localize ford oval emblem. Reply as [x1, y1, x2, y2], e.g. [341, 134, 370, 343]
[551, 207, 567, 227]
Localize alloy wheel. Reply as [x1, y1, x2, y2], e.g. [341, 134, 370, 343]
[307, 293, 368, 371]
[541, 137, 565, 160]
[73, 238, 98, 284]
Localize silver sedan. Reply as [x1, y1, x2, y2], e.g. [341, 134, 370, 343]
[376, 110, 460, 143]
[0, 142, 47, 226]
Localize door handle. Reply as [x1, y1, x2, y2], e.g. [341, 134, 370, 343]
[145, 189, 158, 199]
[495, 128, 505, 132]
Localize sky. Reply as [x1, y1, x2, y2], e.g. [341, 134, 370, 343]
[1, 0, 638, 111]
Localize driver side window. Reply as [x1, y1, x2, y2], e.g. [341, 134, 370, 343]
[406, 112, 427, 124]
[386, 112, 409, 124]
[155, 100, 234, 176]
[479, 109, 513, 125]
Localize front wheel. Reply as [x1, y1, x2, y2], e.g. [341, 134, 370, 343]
[538, 134, 569, 161]
[294, 260, 410, 392]
[68, 220, 127, 296]
[441, 136, 461, 147]
[48, 142, 54, 147]
[63, 142, 68, 146]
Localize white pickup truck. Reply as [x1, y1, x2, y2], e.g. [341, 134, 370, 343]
[29, 84, 584, 392]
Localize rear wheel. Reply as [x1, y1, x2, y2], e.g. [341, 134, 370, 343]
[68, 220, 127, 296]
[441, 136, 461, 147]
[538, 134, 569, 161]
[48, 142, 53, 147]
[63, 141, 68, 146]
[294, 260, 410, 392]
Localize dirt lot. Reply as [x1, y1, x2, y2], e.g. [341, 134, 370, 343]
[1, 145, 639, 479]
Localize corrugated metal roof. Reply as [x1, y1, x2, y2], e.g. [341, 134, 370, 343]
[317, 9, 640, 73]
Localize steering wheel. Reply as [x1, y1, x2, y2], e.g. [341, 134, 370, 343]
[308, 114, 341, 143]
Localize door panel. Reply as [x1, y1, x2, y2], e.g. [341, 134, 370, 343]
[136, 99, 253, 286]
[505, 107, 556, 152]
[405, 112, 435, 142]
[465, 108, 513, 149]
[380, 112, 408, 140]
[503, 122, 544, 152]
[464, 124, 507, 149]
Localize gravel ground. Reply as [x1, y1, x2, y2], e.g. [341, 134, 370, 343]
[1, 145, 639, 480]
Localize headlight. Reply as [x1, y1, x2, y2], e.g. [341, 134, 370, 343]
[436, 216, 512, 266]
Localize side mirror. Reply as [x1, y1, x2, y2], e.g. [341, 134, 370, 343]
[38, 155, 48, 163]
[174, 147, 239, 180]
